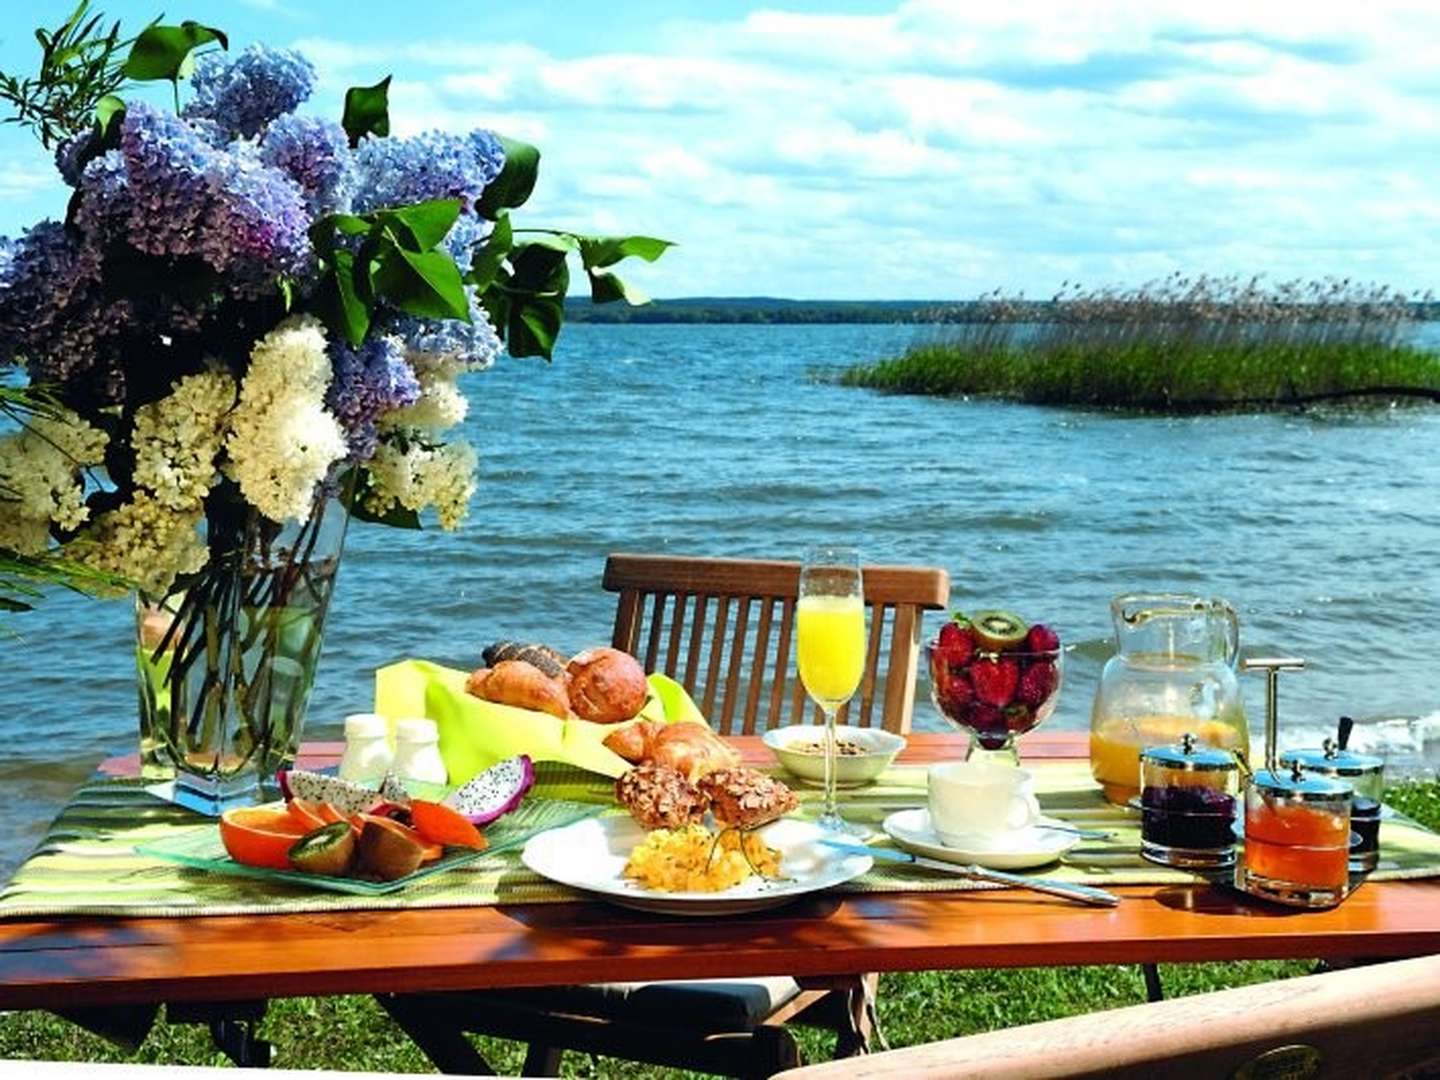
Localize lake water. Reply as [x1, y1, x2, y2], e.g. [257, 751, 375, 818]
[4, 322, 1439, 875]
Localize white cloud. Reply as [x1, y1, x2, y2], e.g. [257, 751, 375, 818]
[291, 1, 1440, 297]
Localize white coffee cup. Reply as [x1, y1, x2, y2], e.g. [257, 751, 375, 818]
[928, 761, 1041, 850]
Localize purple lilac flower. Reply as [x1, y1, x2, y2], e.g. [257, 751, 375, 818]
[351, 129, 505, 216]
[184, 44, 316, 141]
[386, 286, 502, 371]
[54, 131, 97, 186]
[325, 336, 421, 460]
[260, 115, 353, 216]
[0, 221, 128, 384]
[108, 103, 311, 292]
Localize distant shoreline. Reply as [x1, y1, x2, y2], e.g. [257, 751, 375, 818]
[566, 297, 1440, 325]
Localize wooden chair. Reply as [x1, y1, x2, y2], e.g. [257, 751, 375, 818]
[771, 953, 1440, 1079]
[379, 553, 949, 1078]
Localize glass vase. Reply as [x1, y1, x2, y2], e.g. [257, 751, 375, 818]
[136, 489, 349, 815]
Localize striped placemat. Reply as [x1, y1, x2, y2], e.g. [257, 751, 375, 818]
[2, 761, 1438, 918]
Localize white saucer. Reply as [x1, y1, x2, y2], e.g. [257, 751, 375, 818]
[882, 808, 1078, 870]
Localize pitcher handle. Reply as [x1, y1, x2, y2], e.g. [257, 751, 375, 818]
[1219, 599, 1241, 666]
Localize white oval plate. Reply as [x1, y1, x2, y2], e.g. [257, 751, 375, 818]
[522, 815, 873, 916]
[883, 808, 1078, 870]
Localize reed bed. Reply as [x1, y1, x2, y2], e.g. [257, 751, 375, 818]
[841, 275, 1440, 412]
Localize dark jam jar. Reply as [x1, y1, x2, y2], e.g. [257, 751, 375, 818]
[1281, 741, 1384, 873]
[1139, 734, 1239, 869]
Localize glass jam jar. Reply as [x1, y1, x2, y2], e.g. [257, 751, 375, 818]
[1239, 763, 1352, 908]
[1089, 593, 1249, 804]
[1281, 740, 1384, 873]
[1139, 733, 1239, 869]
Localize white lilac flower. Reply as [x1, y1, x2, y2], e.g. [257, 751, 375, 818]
[225, 316, 348, 523]
[0, 410, 109, 554]
[184, 45, 316, 141]
[132, 370, 237, 511]
[380, 359, 468, 434]
[365, 438, 477, 531]
[73, 491, 208, 599]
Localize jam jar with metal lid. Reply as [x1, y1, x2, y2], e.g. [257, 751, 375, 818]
[1240, 762, 1352, 908]
[1281, 729, 1384, 873]
[1139, 733, 1239, 869]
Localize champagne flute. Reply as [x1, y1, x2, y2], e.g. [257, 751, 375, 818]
[796, 546, 868, 837]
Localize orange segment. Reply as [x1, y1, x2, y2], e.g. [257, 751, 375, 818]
[287, 799, 327, 833]
[317, 802, 346, 826]
[410, 800, 487, 851]
[220, 807, 306, 870]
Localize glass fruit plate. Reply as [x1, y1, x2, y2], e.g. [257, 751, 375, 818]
[138, 797, 604, 896]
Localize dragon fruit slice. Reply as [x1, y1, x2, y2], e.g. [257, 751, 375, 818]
[443, 755, 535, 825]
[378, 770, 411, 807]
[277, 769, 382, 816]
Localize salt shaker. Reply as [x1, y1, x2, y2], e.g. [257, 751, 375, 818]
[393, 717, 448, 785]
[338, 713, 394, 783]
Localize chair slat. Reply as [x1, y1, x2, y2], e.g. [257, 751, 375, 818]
[882, 604, 921, 734]
[701, 597, 731, 719]
[643, 592, 666, 671]
[612, 589, 643, 654]
[742, 599, 775, 735]
[720, 598, 752, 735]
[767, 598, 795, 728]
[664, 593, 688, 677]
[683, 595, 708, 693]
[857, 602, 888, 728]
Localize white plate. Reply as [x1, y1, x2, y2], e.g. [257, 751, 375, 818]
[883, 808, 1078, 870]
[522, 815, 873, 916]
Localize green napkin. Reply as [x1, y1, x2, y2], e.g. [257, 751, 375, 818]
[374, 660, 696, 785]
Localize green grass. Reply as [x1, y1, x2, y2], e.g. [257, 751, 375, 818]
[839, 340, 1440, 412]
[4, 779, 1438, 1075]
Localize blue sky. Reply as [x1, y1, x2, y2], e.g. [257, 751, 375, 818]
[2, 0, 1437, 299]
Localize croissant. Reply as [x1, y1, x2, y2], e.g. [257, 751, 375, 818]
[604, 720, 740, 781]
[466, 659, 570, 719]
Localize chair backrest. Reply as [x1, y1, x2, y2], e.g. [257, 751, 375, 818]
[603, 553, 949, 735]
[772, 952, 1440, 1080]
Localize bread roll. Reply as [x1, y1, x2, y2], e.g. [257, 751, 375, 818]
[567, 647, 648, 723]
[466, 659, 570, 719]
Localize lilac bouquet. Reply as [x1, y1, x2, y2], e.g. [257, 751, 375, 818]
[0, 7, 668, 806]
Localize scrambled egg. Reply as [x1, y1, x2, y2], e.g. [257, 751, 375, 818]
[623, 824, 782, 892]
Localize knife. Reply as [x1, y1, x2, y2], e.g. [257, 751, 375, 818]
[819, 839, 1121, 908]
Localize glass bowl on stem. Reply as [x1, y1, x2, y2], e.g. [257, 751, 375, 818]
[926, 638, 1063, 766]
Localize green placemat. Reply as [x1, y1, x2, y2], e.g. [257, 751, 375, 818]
[3, 761, 1440, 918]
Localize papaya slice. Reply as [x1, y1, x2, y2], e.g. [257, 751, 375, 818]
[410, 799, 487, 851]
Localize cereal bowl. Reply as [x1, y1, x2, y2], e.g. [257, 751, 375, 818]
[762, 724, 907, 787]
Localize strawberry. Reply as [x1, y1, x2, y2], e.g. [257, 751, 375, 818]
[1004, 704, 1035, 732]
[1025, 623, 1060, 653]
[938, 621, 976, 665]
[1017, 660, 1057, 706]
[970, 704, 1008, 748]
[938, 672, 974, 714]
[970, 657, 1019, 706]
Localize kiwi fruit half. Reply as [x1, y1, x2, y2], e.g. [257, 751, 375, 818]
[970, 610, 1029, 651]
[289, 820, 356, 877]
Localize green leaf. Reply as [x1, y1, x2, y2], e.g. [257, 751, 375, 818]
[577, 235, 674, 270]
[326, 250, 371, 347]
[466, 213, 512, 290]
[372, 246, 470, 321]
[587, 268, 649, 305]
[508, 242, 570, 295]
[94, 93, 125, 140]
[507, 294, 564, 360]
[339, 468, 422, 529]
[380, 199, 461, 252]
[122, 22, 226, 82]
[342, 75, 391, 147]
[0, 598, 34, 613]
[477, 135, 540, 220]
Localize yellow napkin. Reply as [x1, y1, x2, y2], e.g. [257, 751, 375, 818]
[373, 659, 699, 785]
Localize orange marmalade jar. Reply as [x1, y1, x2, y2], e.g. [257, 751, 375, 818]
[1238, 764, 1351, 908]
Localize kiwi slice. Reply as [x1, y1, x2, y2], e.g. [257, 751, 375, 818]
[289, 821, 356, 877]
[970, 609, 1029, 651]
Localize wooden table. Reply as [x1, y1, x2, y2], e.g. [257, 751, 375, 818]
[1, 732, 1438, 1012]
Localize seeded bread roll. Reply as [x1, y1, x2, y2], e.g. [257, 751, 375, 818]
[698, 768, 798, 830]
[481, 640, 567, 679]
[615, 764, 708, 830]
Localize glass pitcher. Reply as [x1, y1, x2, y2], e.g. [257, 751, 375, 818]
[1089, 593, 1249, 804]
